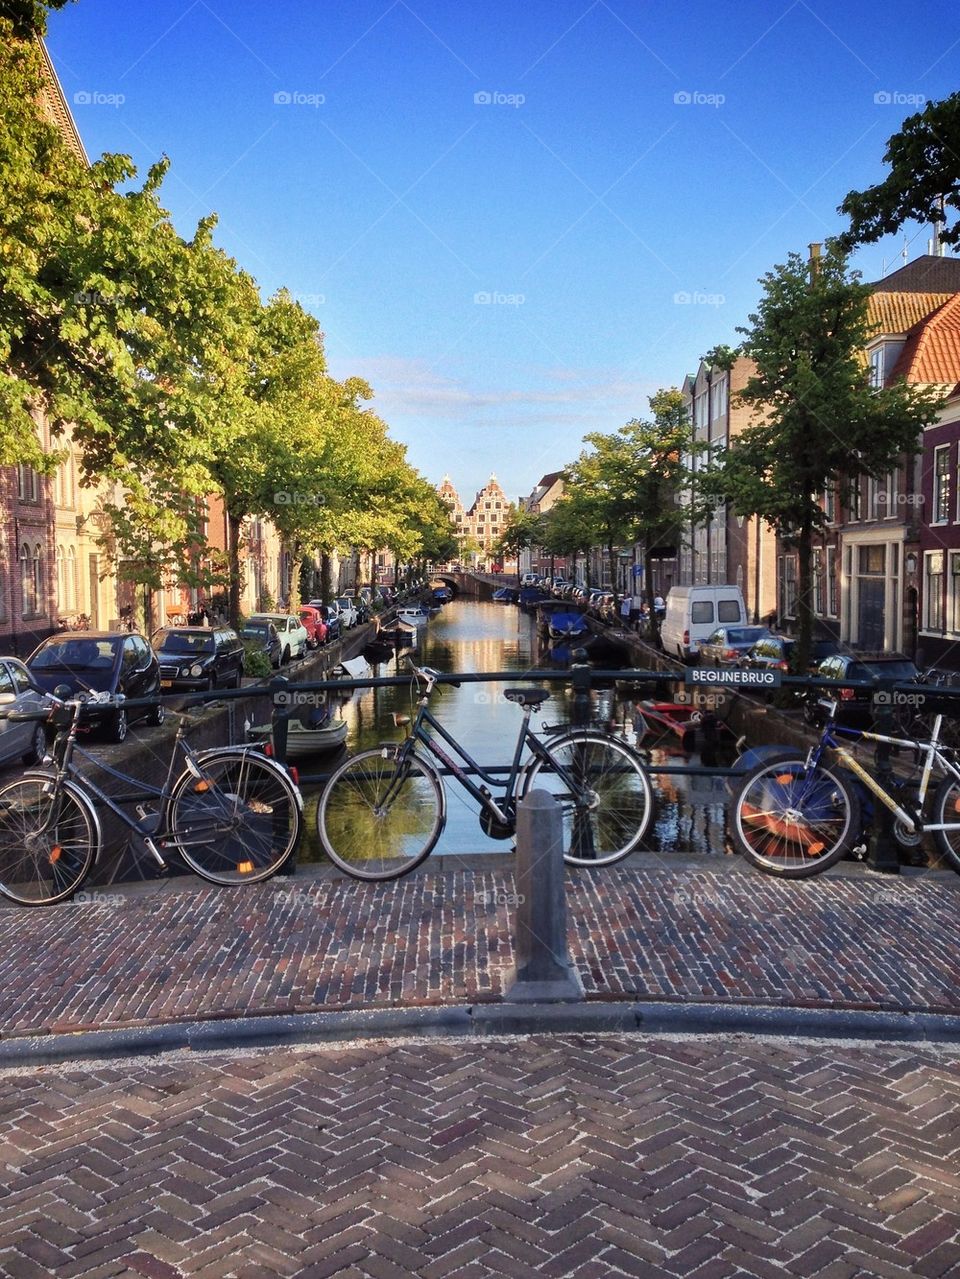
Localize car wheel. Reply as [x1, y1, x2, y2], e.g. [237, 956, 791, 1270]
[22, 723, 47, 766]
[110, 708, 128, 743]
[282, 647, 290, 665]
[145, 700, 165, 727]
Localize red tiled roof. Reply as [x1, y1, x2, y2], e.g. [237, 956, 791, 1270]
[866, 292, 953, 337]
[888, 293, 960, 387]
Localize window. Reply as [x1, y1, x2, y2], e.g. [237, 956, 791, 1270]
[20, 542, 42, 616]
[56, 545, 65, 612]
[826, 546, 838, 617]
[934, 445, 951, 523]
[717, 599, 741, 623]
[925, 551, 945, 632]
[812, 548, 824, 614]
[848, 478, 862, 522]
[694, 391, 708, 430]
[709, 376, 728, 421]
[869, 346, 884, 389]
[950, 554, 960, 634]
[67, 546, 77, 611]
[780, 555, 798, 618]
[866, 476, 877, 520]
[17, 465, 40, 503]
[824, 484, 836, 524]
[691, 601, 713, 624]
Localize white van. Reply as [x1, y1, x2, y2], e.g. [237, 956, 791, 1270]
[660, 584, 747, 661]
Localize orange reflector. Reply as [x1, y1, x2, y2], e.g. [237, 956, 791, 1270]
[953, 795, 960, 814]
[775, 774, 795, 784]
[49, 845, 62, 863]
[263, 743, 273, 757]
[808, 842, 825, 855]
[194, 779, 211, 793]
[237, 861, 254, 874]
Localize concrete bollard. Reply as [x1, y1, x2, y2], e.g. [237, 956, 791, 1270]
[504, 789, 584, 1004]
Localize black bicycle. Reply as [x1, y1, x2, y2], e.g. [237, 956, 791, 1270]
[0, 690, 303, 905]
[316, 662, 654, 880]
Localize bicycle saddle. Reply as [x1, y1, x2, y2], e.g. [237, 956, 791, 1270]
[504, 687, 550, 707]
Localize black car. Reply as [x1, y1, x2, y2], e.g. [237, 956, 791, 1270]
[153, 626, 244, 692]
[240, 620, 283, 669]
[803, 652, 920, 728]
[27, 632, 163, 743]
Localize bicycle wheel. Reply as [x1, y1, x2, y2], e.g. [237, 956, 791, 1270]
[731, 756, 860, 877]
[168, 750, 302, 884]
[524, 731, 653, 867]
[0, 774, 98, 905]
[931, 777, 960, 873]
[317, 749, 444, 881]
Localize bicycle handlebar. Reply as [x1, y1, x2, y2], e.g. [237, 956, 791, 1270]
[406, 660, 462, 690]
[0, 689, 122, 723]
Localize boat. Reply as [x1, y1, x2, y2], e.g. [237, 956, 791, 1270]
[492, 587, 519, 603]
[247, 715, 348, 760]
[547, 610, 590, 641]
[379, 617, 419, 645]
[519, 585, 551, 608]
[363, 640, 395, 664]
[397, 606, 429, 624]
[636, 701, 736, 745]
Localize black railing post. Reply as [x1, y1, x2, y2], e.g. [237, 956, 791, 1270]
[867, 689, 900, 874]
[269, 674, 295, 876]
[571, 661, 592, 728]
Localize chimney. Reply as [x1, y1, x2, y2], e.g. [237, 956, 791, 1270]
[808, 242, 822, 283]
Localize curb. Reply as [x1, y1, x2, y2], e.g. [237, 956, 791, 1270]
[3, 1000, 960, 1068]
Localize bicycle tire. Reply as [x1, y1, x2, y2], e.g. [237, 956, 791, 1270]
[524, 731, 653, 867]
[931, 776, 960, 873]
[317, 749, 444, 881]
[0, 773, 98, 905]
[167, 750, 302, 884]
[731, 755, 860, 877]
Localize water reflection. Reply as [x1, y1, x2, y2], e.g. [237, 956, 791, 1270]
[301, 600, 732, 860]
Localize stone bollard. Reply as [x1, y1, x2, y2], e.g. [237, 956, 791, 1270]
[504, 789, 584, 1004]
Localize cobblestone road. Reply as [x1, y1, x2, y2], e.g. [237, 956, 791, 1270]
[1, 1033, 959, 1278]
[0, 865, 958, 1038]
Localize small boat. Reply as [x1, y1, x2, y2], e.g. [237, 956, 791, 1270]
[638, 701, 736, 744]
[547, 610, 590, 641]
[363, 640, 395, 664]
[492, 587, 519, 603]
[397, 606, 429, 624]
[519, 585, 551, 608]
[432, 587, 452, 603]
[379, 618, 419, 645]
[248, 715, 348, 760]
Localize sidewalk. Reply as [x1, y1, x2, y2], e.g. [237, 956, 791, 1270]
[1, 858, 959, 1043]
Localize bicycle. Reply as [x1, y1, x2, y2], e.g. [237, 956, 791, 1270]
[729, 695, 960, 878]
[0, 690, 303, 906]
[316, 662, 654, 881]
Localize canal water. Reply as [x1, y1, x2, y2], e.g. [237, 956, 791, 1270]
[300, 599, 733, 861]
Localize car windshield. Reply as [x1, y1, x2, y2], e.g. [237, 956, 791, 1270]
[155, 631, 214, 654]
[726, 627, 767, 644]
[242, 625, 270, 638]
[31, 638, 120, 669]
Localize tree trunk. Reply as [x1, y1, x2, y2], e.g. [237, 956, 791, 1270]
[286, 540, 302, 611]
[796, 514, 814, 675]
[644, 547, 659, 647]
[607, 539, 618, 608]
[320, 552, 333, 602]
[227, 510, 244, 628]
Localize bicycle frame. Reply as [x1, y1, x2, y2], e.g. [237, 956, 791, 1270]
[393, 693, 584, 827]
[810, 711, 960, 835]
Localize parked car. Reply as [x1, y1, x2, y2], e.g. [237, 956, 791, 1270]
[520, 572, 540, 586]
[240, 620, 283, 669]
[0, 657, 54, 766]
[26, 632, 163, 743]
[249, 613, 309, 663]
[307, 601, 342, 643]
[336, 596, 358, 628]
[739, 636, 847, 675]
[697, 626, 772, 667]
[803, 652, 921, 728]
[153, 626, 244, 692]
[299, 606, 328, 649]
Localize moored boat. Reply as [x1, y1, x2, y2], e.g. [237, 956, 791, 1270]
[247, 715, 348, 760]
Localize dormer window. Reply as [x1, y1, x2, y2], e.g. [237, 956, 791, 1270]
[869, 346, 884, 389]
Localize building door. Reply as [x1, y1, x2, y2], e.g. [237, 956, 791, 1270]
[856, 545, 885, 649]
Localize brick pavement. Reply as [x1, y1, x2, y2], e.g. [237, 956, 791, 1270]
[0, 864, 958, 1039]
[0, 1033, 959, 1278]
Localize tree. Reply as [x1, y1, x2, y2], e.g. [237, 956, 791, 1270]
[541, 495, 595, 587]
[562, 434, 641, 605]
[838, 92, 960, 248]
[495, 508, 544, 585]
[700, 245, 943, 670]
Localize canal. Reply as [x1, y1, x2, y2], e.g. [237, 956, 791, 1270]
[299, 598, 733, 861]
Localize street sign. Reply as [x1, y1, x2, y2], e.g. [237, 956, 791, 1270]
[685, 667, 782, 689]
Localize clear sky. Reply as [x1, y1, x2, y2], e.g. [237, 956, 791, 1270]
[47, 0, 960, 506]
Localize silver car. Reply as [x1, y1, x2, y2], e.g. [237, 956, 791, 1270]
[0, 657, 52, 768]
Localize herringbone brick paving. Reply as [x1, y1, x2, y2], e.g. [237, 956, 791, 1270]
[0, 1034, 959, 1277]
[0, 867, 958, 1038]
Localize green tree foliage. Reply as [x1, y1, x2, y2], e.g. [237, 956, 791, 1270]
[494, 507, 543, 584]
[838, 92, 960, 248]
[1, 0, 75, 38]
[701, 245, 943, 668]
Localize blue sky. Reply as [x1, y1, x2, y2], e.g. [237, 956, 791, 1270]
[48, 0, 960, 505]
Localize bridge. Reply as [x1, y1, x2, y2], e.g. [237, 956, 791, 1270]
[432, 570, 512, 600]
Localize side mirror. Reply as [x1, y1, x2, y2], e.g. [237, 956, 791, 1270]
[0, 692, 15, 706]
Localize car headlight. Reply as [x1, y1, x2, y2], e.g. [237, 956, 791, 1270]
[190, 664, 204, 677]
[181, 664, 193, 676]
